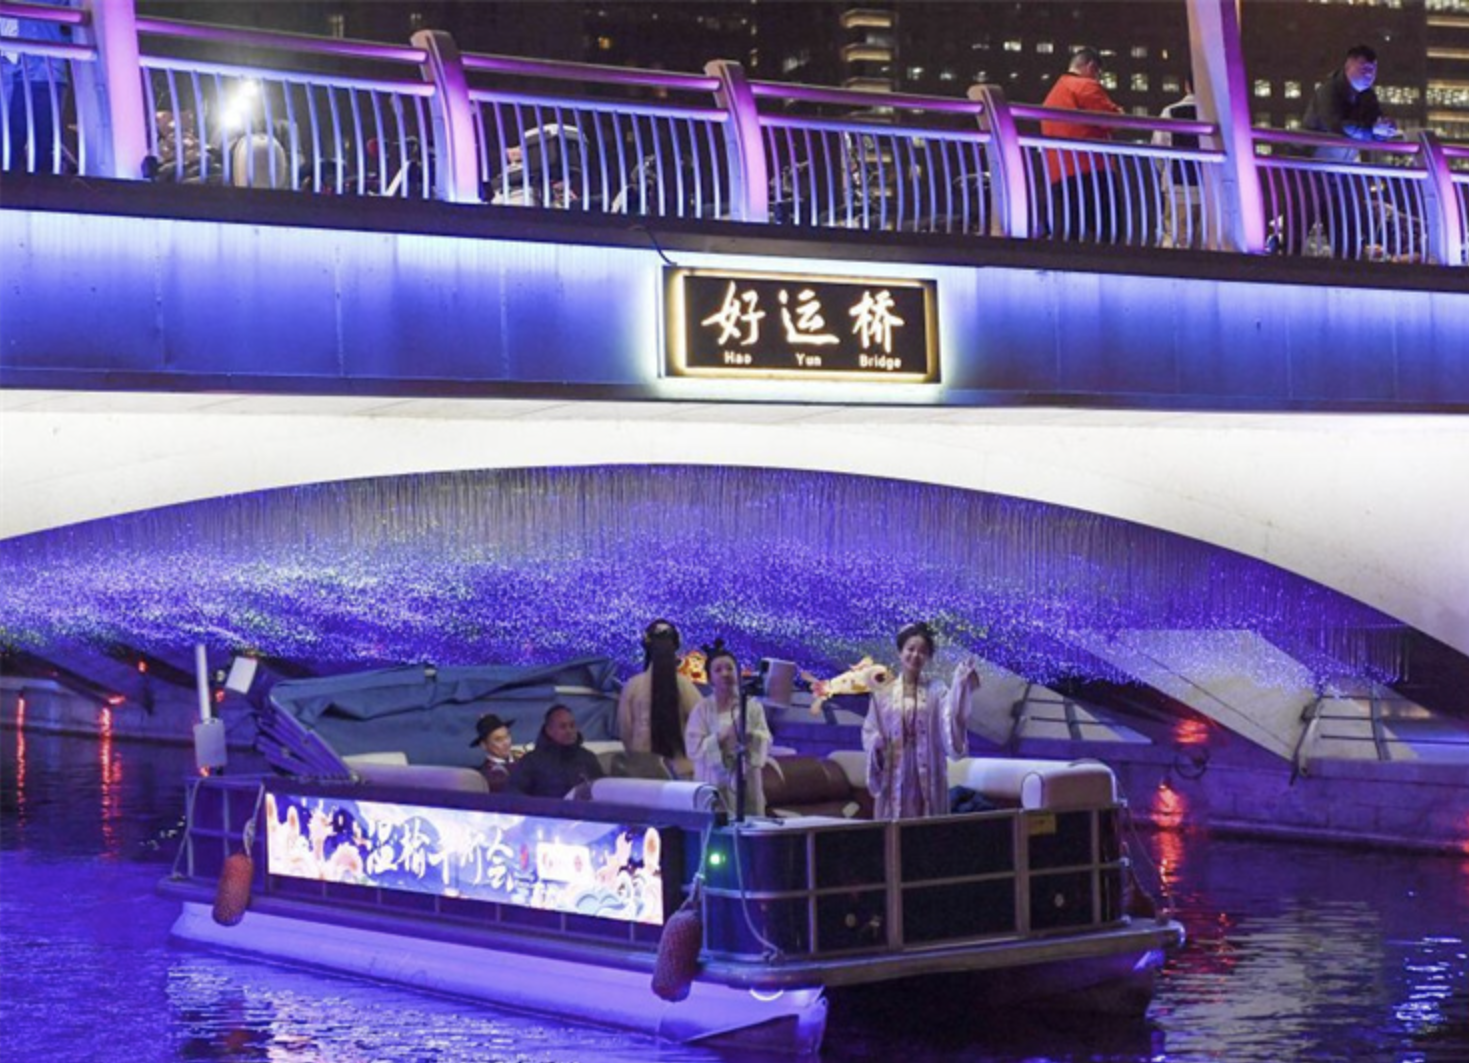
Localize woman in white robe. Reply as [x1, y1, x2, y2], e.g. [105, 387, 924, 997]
[862, 621, 980, 819]
[684, 641, 771, 817]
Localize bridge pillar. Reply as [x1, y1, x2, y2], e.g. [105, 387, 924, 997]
[76, 0, 148, 179]
[413, 29, 481, 204]
[1185, 0, 1266, 254]
[704, 60, 769, 224]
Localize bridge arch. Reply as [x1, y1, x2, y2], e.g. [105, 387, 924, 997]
[3, 394, 1465, 661]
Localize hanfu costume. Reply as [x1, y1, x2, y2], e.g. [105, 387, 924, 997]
[862, 667, 973, 819]
[685, 694, 772, 817]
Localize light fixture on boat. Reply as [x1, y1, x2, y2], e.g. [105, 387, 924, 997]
[749, 987, 786, 1002]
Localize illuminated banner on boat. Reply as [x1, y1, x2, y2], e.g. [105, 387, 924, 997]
[264, 792, 670, 925]
[665, 268, 938, 383]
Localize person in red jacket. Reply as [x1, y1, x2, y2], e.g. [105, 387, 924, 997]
[1040, 47, 1123, 242]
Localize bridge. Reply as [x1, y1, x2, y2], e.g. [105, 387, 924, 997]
[2, 0, 1468, 847]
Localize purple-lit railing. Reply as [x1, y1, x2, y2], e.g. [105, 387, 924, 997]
[455, 52, 732, 219]
[1006, 102, 1228, 250]
[747, 81, 995, 236]
[1445, 142, 1469, 266]
[1252, 129, 1439, 263]
[133, 17, 435, 196]
[0, 0, 92, 175]
[4, 0, 1465, 267]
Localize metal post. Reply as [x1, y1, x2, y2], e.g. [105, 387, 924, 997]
[76, 0, 148, 179]
[1418, 132, 1466, 268]
[704, 59, 769, 223]
[968, 84, 1029, 238]
[412, 29, 481, 204]
[1184, 0, 1266, 253]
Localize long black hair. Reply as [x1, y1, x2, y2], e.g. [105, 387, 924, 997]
[643, 619, 686, 760]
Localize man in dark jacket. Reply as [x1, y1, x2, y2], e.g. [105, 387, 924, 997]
[507, 704, 604, 798]
[1300, 45, 1400, 257]
[1303, 44, 1398, 163]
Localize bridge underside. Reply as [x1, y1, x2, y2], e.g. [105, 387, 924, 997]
[3, 178, 1468, 777]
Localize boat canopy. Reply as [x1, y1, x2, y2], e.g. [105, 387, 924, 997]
[260, 658, 620, 775]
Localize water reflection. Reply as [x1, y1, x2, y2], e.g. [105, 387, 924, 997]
[2, 729, 1467, 1063]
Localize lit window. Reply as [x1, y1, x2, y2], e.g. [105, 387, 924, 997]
[327, 13, 346, 38]
[1101, 71, 1118, 90]
[974, 69, 989, 82]
[1285, 116, 1303, 130]
[1162, 76, 1181, 94]
[939, 69, 957, 81]
[597, 35, 613, 51]
[1132, 105, 1150, 116]
[408, 11, 424, 32]
[1284, 80, 1302, 99]
[1253, 79, 1272, 98]
[1131, 45, 1148, 59]
[907, 65, 925, 80]
[1004, 39, 1023, 52]
[1036, 41, 1054, 54]
[1131, 73, 1149, 92]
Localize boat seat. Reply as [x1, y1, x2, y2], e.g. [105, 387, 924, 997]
[762, 756, 871, 819]
[347, 761, 490, 794]
[948, 757, 1117, 811]
[585, 777, 719, 812]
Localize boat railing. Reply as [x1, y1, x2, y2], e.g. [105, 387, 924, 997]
[175, 768, 1126, 964]
[702, 800, 1125, 961]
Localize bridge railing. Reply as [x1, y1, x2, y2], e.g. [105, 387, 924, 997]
[134, 17, 436, 197]
[1252, 128, 1463, 265]
[452, 51, 733, 220]
[3, 0, 1465, 267]
[746, 80, 995, 236]
[0, 0, 92, 174]
[1005, 100, 1228, 250]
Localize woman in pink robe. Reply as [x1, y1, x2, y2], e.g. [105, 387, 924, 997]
[862, 622, 980, 819]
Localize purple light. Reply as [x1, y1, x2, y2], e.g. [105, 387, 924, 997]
[0, 466, 1404, 685]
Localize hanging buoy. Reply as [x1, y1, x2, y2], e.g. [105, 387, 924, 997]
[212, 850, 254, 926]
[652, 889, 703, 1002]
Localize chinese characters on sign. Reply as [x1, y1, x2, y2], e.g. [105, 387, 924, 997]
[666, 269, 937, 382]
[264, 790, 675, 926]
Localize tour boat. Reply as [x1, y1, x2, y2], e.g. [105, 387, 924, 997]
[161, 660, 1185, 1054]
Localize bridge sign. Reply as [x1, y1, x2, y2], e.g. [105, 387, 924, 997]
[664, 268, 937, 382]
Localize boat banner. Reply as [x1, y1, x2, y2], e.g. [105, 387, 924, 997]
[263, 790, 669, 925]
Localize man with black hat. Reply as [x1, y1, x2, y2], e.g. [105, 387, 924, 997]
[469, 712, 517, 793]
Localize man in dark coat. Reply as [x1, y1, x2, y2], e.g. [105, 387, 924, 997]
[507, 704, 604, 798]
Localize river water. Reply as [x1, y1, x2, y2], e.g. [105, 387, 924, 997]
[2, 729, 1466, 1063]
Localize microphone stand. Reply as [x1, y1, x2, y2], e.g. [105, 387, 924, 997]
[734, 682, 748, 824]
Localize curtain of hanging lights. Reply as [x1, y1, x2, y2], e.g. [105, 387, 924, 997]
[0, 465, 1405, 685]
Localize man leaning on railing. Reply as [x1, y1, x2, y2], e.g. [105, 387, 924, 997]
[1300, 44, 1401, 259]
[1302, 44, 1399, 163]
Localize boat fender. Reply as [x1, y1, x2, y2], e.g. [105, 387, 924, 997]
[212, 851, 254, 926]
[212, 786, 264, 927]
[652, 882, 703, 1002]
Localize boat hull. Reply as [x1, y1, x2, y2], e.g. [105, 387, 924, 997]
[170, 901, 829, 1054]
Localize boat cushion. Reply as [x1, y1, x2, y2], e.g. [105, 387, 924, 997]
[947, 758, 1116, 811]
[586, 777, 718, 812]
[348, 762, 490, 793]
